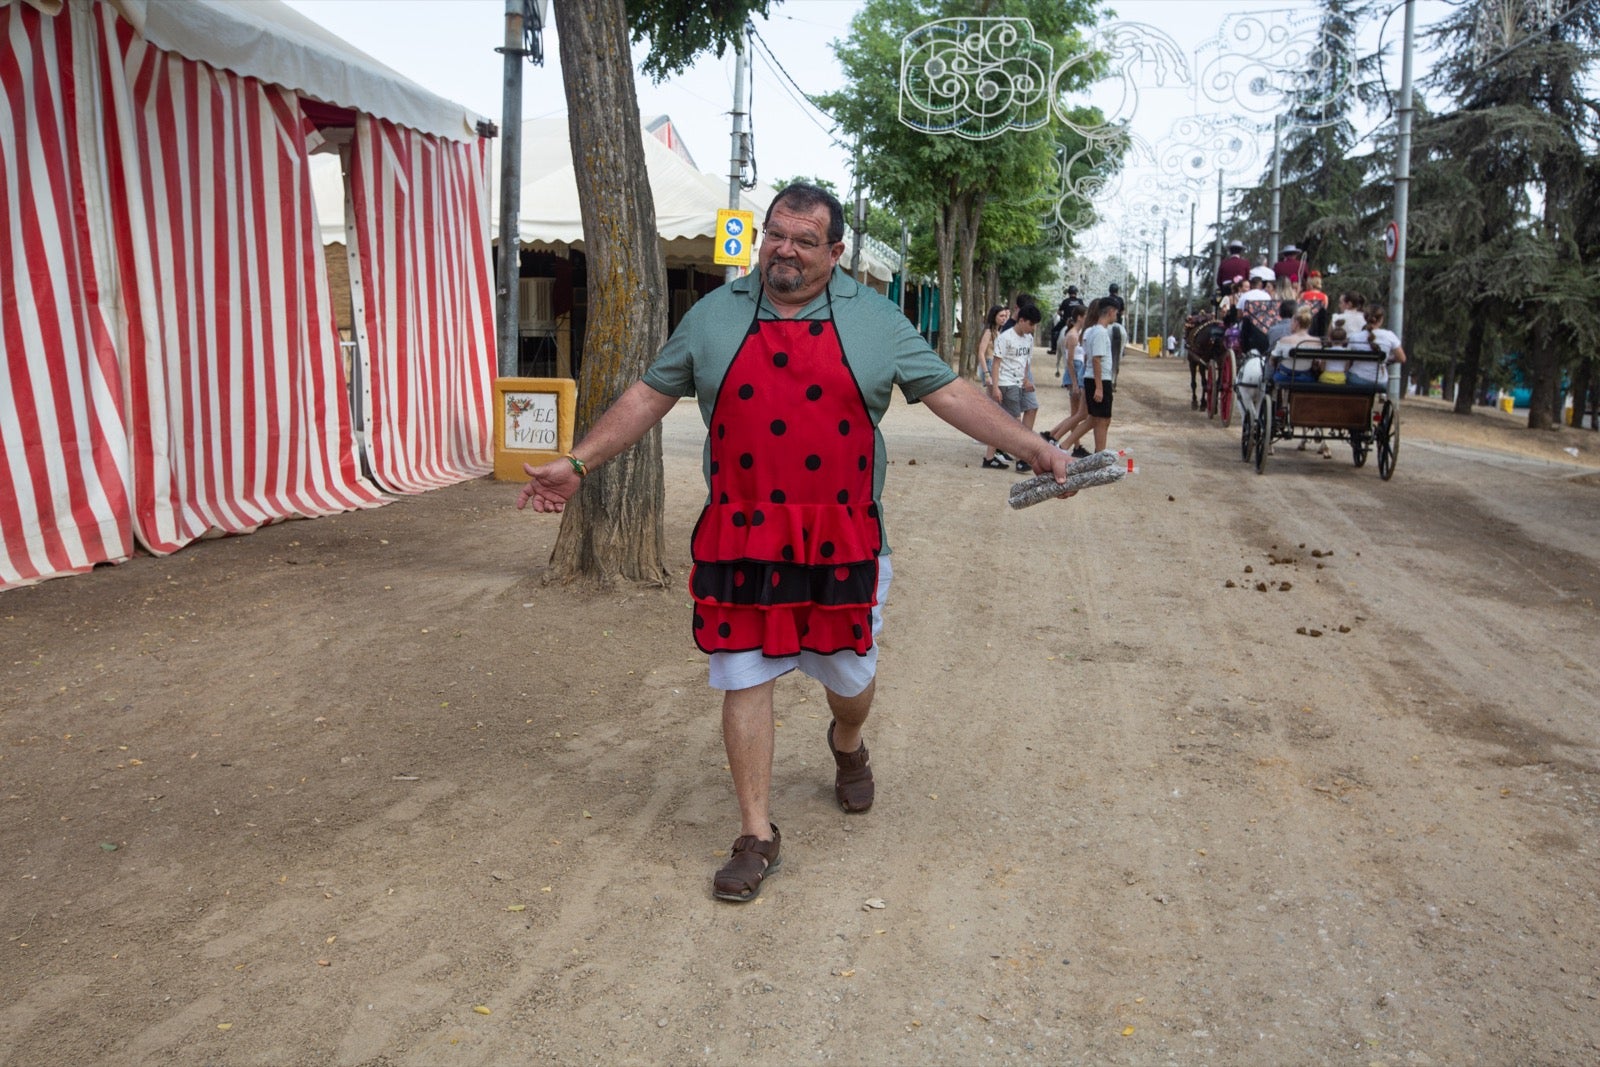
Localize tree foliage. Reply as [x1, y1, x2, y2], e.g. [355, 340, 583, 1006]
[626, 0, 774, 81]
[1232, 0, 1387, 282]
[816, 0, 1105, 374]
[1409, 0, 1599, 422]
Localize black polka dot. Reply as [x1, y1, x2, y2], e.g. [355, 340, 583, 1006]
[852, 624, 864, 639]
[867, 503, 879, 518]
[820, 541, 835, 558]
[846, 505, 854, 516]
[773, 351, 789, 368]
[751, 510, 765, 526]
[710, 461, 720, 475]
[781, 545, 795, 561]
[719, 492, 729, 504]
[738, 384, 754, 400]
[732, 512, 747, 528]
[718, 622, 732, 638]
[836, 489, 849, 504]
[805, 455, 821, 471]
[838, 420, 851, 435]
[858, 456, 868, 471]
[740, 453, 754, 469]
[717, 423, 726, 439]
[694, 613, 705, 629]
[809, 321, 824, 336]
[806, 385, 822, 401]
[770, 419, 786, 436]
[770, 489, 786, 504]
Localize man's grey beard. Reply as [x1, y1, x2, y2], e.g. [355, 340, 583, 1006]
[766, 260, 804, 294]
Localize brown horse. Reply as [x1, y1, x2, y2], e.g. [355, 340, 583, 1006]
[1185, 313, 1228, 411]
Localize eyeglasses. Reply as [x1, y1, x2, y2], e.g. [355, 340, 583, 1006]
[761, 227, 828, 252]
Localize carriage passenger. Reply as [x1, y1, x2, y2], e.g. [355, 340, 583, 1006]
[1336, 292, 1368, 334]
[1265, 300, 1297, 352]
[1269, 308, 1318, 384]
[1318, 323, 1352, 385]
[1347, 305, 1407, 389]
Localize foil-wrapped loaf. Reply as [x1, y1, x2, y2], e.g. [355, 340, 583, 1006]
[1007, 451, 1128, 509]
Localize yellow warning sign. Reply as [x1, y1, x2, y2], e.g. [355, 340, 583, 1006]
[714, 209, 755, 267]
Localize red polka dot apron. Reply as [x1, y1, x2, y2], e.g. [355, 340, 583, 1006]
[689, 293, 882, 657]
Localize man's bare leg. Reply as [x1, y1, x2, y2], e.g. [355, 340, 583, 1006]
[826, 678, 876, 812]
[723, 679, 777, 839]
[826, 677, 875, 754]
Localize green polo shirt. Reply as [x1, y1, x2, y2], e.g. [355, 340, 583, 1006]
[643, 267, 957, 555]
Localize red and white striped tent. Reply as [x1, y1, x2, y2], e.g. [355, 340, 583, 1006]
[1, 0, 497, 589]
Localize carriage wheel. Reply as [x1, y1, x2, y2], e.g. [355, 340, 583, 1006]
[1240, 406, 1254, 461]
[1351, 432, 1370, 468]
[1377, 401, 1399, 480]
[1254, 394, 1271, 474]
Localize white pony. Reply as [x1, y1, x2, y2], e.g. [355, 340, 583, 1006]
[1234, 348, 1268, 429]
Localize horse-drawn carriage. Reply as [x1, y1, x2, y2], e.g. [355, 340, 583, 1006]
[1233, 345, 1399, 478]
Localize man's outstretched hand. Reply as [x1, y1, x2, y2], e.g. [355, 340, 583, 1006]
[516, 460, 580, 513]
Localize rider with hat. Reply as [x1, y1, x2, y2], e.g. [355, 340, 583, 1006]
[1217, 241, 1251, 295]
[1273, 245, 1307, 290]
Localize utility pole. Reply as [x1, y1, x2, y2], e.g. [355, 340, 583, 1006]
[1187, 200, 1196, 313]
[496, 0, 544, 377]
[895, 220, 909, 308]
[1161, 220, 1169, 352]
[1269, 114, 1283, 268]
[725, 24, 749, 283]
[1142, 241, 1151, 342]
[850, 140, 864, 277]
[1214, 168, 1224, 285]
[1389, 0, 1416, 391]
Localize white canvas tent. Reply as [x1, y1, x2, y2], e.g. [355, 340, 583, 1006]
[313, 113, 901, 283]
[1, 0, 496, 588]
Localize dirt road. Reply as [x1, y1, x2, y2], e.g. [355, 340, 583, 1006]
[3, 353, 1598, 1065]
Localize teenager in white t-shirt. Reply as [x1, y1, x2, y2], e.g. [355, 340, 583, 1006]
[1053, 300, 1120, 455]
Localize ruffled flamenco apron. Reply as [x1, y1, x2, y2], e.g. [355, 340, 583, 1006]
[689, 291, 882, 657]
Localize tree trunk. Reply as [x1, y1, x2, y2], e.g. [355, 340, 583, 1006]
[1571, 357, 1596, 430]
[932, 204, 957, 367]
[1526, 318, 1558, 432]
[1454, 313, 1485, 415]
[548, 0, 669, 585]
[955, 192, 985, 380]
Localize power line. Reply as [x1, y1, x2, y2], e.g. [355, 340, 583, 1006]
[747, 26, 852, 154]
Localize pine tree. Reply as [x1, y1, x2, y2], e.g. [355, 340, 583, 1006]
[1415, 0, 1599, 422]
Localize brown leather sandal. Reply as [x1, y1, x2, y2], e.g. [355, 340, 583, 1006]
[828, 721, 875, 813]
[712, 823, 781, 902]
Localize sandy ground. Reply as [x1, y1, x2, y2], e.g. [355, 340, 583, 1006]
[3, 350, 1599, 1066]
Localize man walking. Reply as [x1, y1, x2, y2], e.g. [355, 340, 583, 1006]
[517, 184, 1073, 903]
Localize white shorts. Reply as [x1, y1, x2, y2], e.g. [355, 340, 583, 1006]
[708, 555, 892, 697]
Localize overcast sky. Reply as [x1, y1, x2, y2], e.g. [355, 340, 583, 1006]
[282, 0, 1460, 262]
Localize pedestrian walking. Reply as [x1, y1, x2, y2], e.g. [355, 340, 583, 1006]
[516, 183, 1075, 903]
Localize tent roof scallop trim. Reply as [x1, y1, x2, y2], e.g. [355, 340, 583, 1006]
[100, 0, 484, 141]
